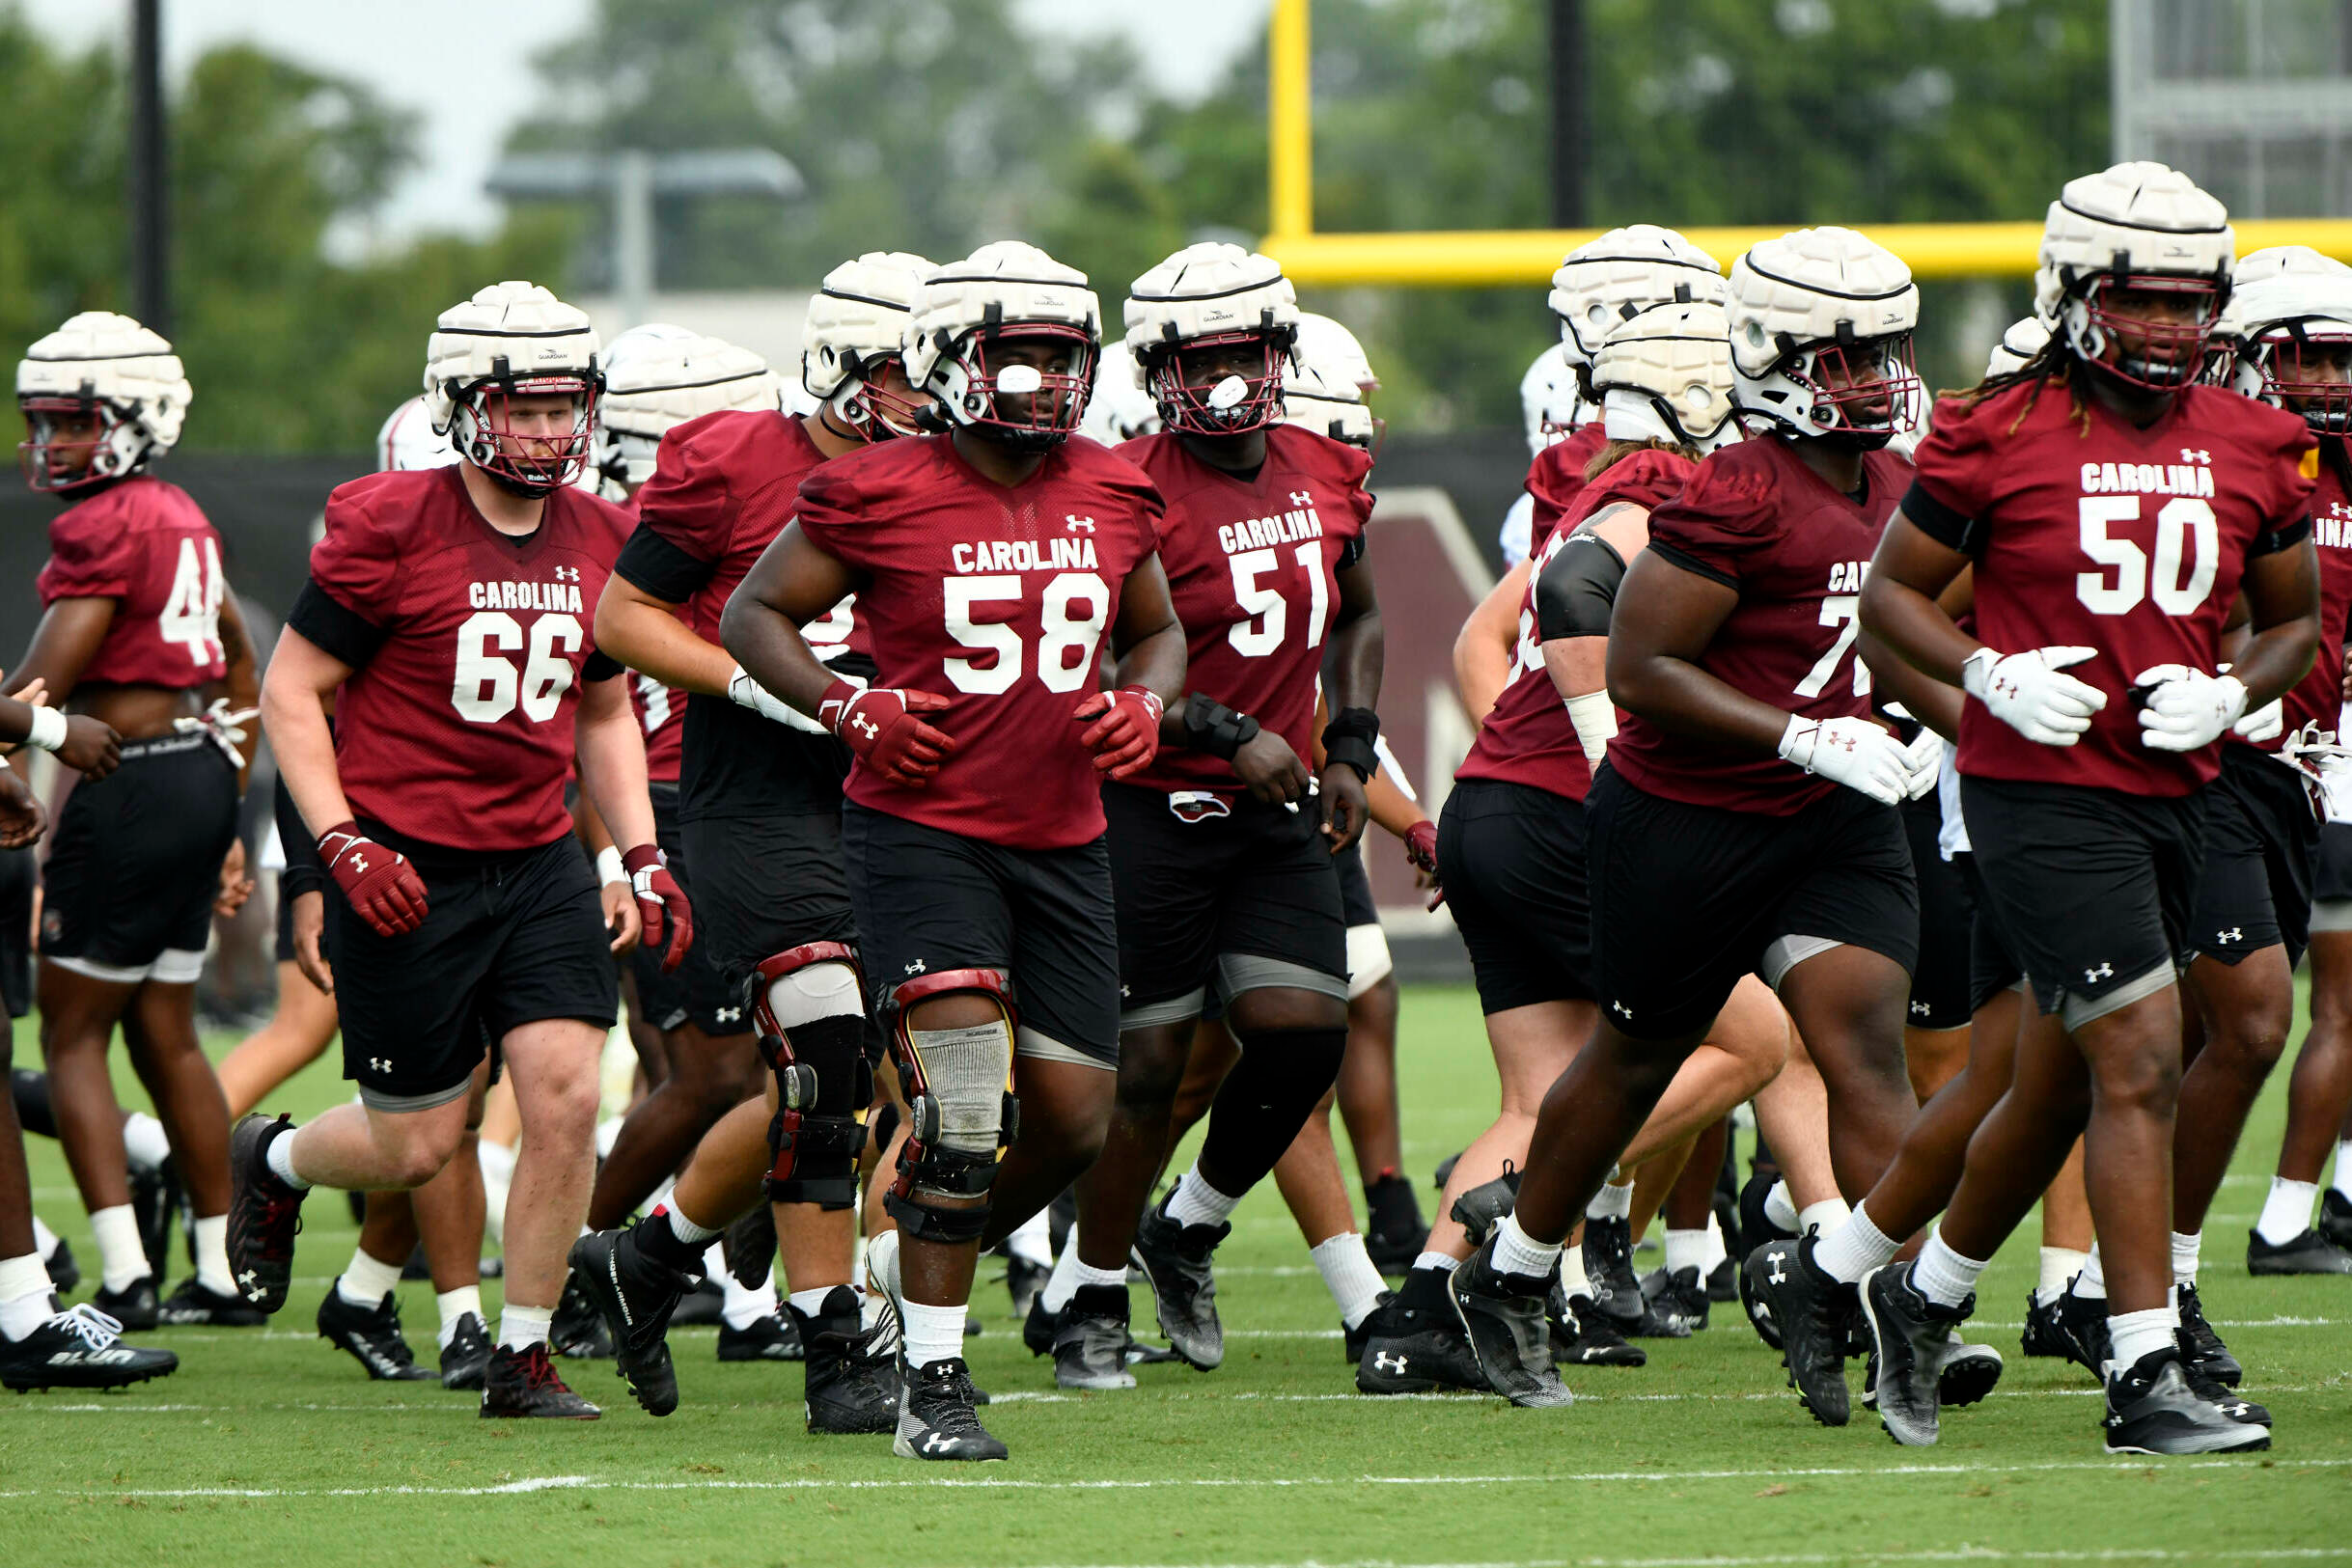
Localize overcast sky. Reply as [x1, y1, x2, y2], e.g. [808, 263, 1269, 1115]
[21, 0, 1264, 244]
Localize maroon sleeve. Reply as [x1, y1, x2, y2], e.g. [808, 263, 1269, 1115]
[1525, 441, 1585, 550]
[1643, 452, 1777, 588]
[1908, 393, 1999, 528]
[40, 504, 135, 600]
[791, 456, 872, 566]
[1329, 439, 1375, 531]
[1587, 449, 1695, 515]
[634, 427, 735, 564]
[308, 486, 404, 624]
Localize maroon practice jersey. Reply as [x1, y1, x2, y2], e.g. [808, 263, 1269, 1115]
[1910, 381, 2317, 796]
[1458, 448, 1698, 802]
[1526, 422, 1612, 557]
[1608, 436, 1911, 815]
[1114, 426, 1372, 797]
[2257, 438, 2352, 745]
[793, 432, 1166, 849]
[38, 476, 228, 689]
[307, 466, 633, 850]
[605, 498, 685, 784]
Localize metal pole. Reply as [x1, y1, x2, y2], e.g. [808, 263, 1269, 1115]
[130, 0, 169, 333]
[1549, 0, 1585, 228]
[614, 150, 655, 327]
[1267, 0, 1313, 238]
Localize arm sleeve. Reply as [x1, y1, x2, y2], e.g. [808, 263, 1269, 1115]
[613, 521, 717, 604]
[582, 650, 624, 682]
[285, 578, 389, 669]
[1535, 533, 1626, 641]
[272, 775, 324, 897]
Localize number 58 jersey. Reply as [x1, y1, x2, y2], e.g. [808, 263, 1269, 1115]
[294, 466, 633, 852]
[1908, 381, 2318, 797]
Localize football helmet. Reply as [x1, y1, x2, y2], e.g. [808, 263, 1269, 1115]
[374, 395, 458, 473]
[2222, 270, 2352, 433]
[1985, 315, 2053, 379]
[2034, 161, 2233, 393]
[16, 311, 190, 494]
[1124, 242, 1299, 436]
[904, 241, 1099, 452]
[596, 324, 779, 499]
[2204, 246, 2352, 386]
[1283, 313, 1379, 450]
[1520, 343, 1587, 456]
[1591, 300, 1738, 454]
[1291, 312, 1379, 396]
[423, 281, 602, 495]
[1727, 226, 1921, 445]
[1079, 342, 1161, 444]
[1548, 227, 1728, 381]
[803, 251, 932, 441]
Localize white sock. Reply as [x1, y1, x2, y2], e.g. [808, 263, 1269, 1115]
[2070, 1245, 2106, 1301]
[2256, 1177, 2318, 1246]
[1311, 1232, 1390, 1330]
[191, 1214, 234, 1297]
[1811, 1201, 1900, 1284]
[1763, 1179, 1800, 1232]
[2170, 1230, 2200, 1287]
[1165, 1168, 1241, 1229]
[122, 1112, 172, 1173]
[1491, 1211, 1562, 1280]
[90, 1204, 148, 1292]
[1005, 1206, 1053, 1268]
[436, 1285, 482, 1347]
[2036, 1246, 2089, 1304]
[1910, 1229, 1988, 1308]
[478, 1139, 514, 1248]
[1560, 1238, 1592, 1298]
[338, 1246, 404, 1307]
[1412, 1249, 1457, 1273]
[31, 1216, 58, 1260]
[899, 1299, 968, 1369]
[498, 1305, 553, 1350]
[1585, 1180, 1633, 1222]
[0, 1254, 51, 1340]
[721, 1270, 779, 1330]
[789, 1286, 836, 1318]
[1701, 1215, 1729, 1273]
[1798, 1197, 1851, 1237]
[663, 1206, 720, 1246]
[265, 1132, 311, 1189]
[1038, 1245, 1084, 1316]
[1664, 1228, 1708, 1276]
[2105, 1305, 2179, 1375]
[1070, 1257, 1126, 1294]
[2335, 1141, 2352, 1199]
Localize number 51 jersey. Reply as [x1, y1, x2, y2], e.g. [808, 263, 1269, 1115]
[296, 466, 633, 851]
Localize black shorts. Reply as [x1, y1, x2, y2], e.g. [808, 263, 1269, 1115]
[1954, 855, 2027, 1015]
[0, 845, 32, 1018]
[1961, 775, 2205, 1025]
[2189, 746, 2320, 969]
[331, 826, 619, 1110]
[628, 784, 750, 1038]
[682, 807, 858, 992]
[1439, 778, 1594, 1014]
[843, 802, 1119, 1067]
[39, 733, 239, 984]
[1586, 764, 1919, 1042]
[1334, 837, 1377, 928]
[1902, 791, 1977, 1031]
[1102, 783, 1348, 1026]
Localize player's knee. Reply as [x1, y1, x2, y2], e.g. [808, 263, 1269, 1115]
[750, 947, 878, 1208]
[2092, 1045, 2181, 1118]
[1113, 1032, 1189, 1110]
[884, 968, 1019, 1242]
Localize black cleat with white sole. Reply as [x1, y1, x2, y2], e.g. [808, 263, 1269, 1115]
[2321, 1189, 2352, 1252]
[2020, 1289, 2069, 1359]
[1862, 1265, 1972, 1446]
[2173, 1281, 2240, 1387]
[317, 1282, 433, 1381]
[1642, 1264, 1710, 1334]
[717, 1309, 803, 1362]
[1054, 1284, 1136, 1390]
[2053, 1287, 2111, 1380]
[441, 1311, 492, 1390]
[224, 1114, 306, 1313]
[0, 1305, 178, 1391]
[567, 1229, 693, 1417]
[1449, 1238, 1569, 1407]
[1006, 1253, 1049, 1321]
[791, 1286, 899, 1435]
[1552, 1285, 1646, 1367]
[1132, 1195, 1228, 1370]
[551, 1267, 614, 1360]
[1447, 1169, 1522, 1248]
[91, 1275, 159, 1333]
[1746, 1233, 1854, 1427]
[480, 1343, 599, 1419]
[2103, 1348, 2269, 1455]
[1584, 1215, 1682, 1335]
[1355, 1293, 1484, 1393]
[895, 1355, 1007, 1461]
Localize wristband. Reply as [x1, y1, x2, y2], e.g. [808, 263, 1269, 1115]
[595, 846, 627, 886]
[21, 706, 66, 754]
[1182, 694, 1260, 760]
[1321, 705, 1382, 784]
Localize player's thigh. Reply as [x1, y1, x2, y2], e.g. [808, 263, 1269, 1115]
[1441, 778, 1596, 1018]
[683, 808, 861, 1002]
[842, 803, 1018, 1022]
[1211, 796, 1349, 1028]
[39, 738, 236, 979]
[1003, 835, 1122, 1069]
[1759, 785, 1921, 1010]
[1102, 781, 1234, 1027]
[1483, 999, 1596, 1114]
[498, 1015, 608, 1136]
[1901, 789, 1976, 1032]
[479, 837, 622, 1047]
[329, 860, 505, 1114]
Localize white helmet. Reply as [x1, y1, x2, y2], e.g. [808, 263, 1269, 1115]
[1280, 358, 1377, 450]
[1520, 343, 1587, 456]
[1591, 300, 1738, 454]
[1124, 242, 1299, 436]
[903, 241, 1099, 452]
[375, 395, 458, 473]
[596, 324, 779, 499]
[15, 311, 190, 494]
[2223, 270, 2352, 433]
[1548, 226, 1728, 374]
[2206, 246, 2352, 384]
[423, 280, 602, 495]
[1079, 342, 1161, 445]
[802, 251, 933, 441]
[1985, 315, 2053, 379]
[1291, 312, 1378, 396]
[1728, 227, 1922, 445]
[2034, 161, 2233, 392]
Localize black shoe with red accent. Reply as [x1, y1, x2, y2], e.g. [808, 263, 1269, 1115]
[480, 1343, 600, 1419]
[225, 1114, 306, 1313]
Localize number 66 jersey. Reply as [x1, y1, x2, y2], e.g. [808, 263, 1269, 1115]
[291, 465, 633, 850]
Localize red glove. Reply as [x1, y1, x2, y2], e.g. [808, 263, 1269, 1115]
[1074, 686, 1164, 780]
[623, 844, 695, 974]
[1402, 819, 1445, 910]
[318, 821, 429, 938]
[819, 679, 956, 789]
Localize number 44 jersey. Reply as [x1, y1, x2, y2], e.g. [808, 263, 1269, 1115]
[300, 465, 633, 851]
[38, 475, 229, 687]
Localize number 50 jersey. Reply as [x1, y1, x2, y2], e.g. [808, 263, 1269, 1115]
[293, 466, 633, 851]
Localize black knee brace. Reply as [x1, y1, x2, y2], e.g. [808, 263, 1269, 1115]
[748, 943, 873, 1209]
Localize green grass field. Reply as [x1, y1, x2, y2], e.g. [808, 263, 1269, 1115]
[4, 985, 2349, 1568]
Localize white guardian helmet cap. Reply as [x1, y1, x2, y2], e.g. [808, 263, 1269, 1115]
[1728, 226, 1922, 445]
[16, 311, 191, 494]
[903, 241, 1100, 452]
[2034, 161, 2233, 392]
[802, 251, 933, 441]
[423, 280, 602, 495]
[596, 325, 779, 499]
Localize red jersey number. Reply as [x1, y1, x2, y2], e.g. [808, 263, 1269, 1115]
[2077, 496, 2218, 617]
[941, 572, 1110, 696]
[451, 611, 582, 724]
[1227, 544, 1331, 659]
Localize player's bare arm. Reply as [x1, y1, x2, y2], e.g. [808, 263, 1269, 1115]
[259, 627, 360, 838]
[718, 521, 867, 717]
[1453, 557, 1529, 723]
[2230, 533, 2322, 709]
[1315, 550, 1383, 852]
[594, 569, 736, 698]
[1857, 511, 1986, 685]
[1604, 551, 1795, 755]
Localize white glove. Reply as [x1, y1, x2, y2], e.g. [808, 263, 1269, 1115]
[1898, 727, 1943, 800]
[2232, 696, 2284, 743]
[728, 663, 833, 735]
[2134, 665, 2249, 753]
[1778, 715, 1912, 806]
[1563, 690, 1617, 769]
[1961, 646, 2106, 747]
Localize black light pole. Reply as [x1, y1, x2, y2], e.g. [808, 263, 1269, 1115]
[130, 0, 169, 333]
[1548, 0, 1586, 228]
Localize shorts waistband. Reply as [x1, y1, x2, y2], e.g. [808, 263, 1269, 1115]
[116, 731, 214, 762]
[357, 819, 573, 878]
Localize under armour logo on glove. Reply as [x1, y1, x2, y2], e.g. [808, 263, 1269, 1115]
[623, 845, 697, 976]
[822, 679, 955, 789]
[2084, 962, 2115, 983]
[318, 821, 429, 939]
[852, 714, 877, 740]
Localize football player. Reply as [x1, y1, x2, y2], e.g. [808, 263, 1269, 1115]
[1498, 343, 1584, 567]
[721, 240, 1185, 1459]
[1851, 164, 2313, 1455]
[11, 312, 263, 1332]
[230, 282, 691, 1421]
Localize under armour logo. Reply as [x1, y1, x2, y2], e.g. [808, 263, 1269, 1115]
[237, 1268, 259, 1291]
[1611, 1001, 1633, 1020]
[1373, 1352, 1408, 1374]
[905, 959, 927, 975]
[1289, 490, 1314, 508]
[351, 854, 369, 873]
[370, 1058, 392, 1073]
[922, 1432, 954, 1453]
[1065, 514, 1096, 533]
[2084, 962, 2115, 983]
[716, 1006, 742, 1023]
[1910, 1001, 1931, 1017]
[851, 714, 878, 740]
[2180, 448, 2211, 465]
[1766, 1249, 1789, 1286]
[2217, 927, 2243, 945]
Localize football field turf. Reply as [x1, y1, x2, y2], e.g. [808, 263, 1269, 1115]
[4, 984, 2348, 1568]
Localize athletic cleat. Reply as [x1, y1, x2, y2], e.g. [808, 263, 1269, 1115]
[1705, 1254, 1738, 1304]
[480, 1342, 599, 1419]
[129, 1155, 182, 1279]
[1053, 1284, 1136, 1390]
[567, 1229, 692, 1417]
[717, 1309, 802, 1362]
[2246, 1226, 2352, 1275]
[43, 1237, 78, 1298]
[317, 1282, 433, 1380]
[1022, 1291, 1056, 1358]
[224, 1114, 305, 1313]
[1580, 1216, 1644, 1324]
[2177, 1346, 2271, 1427]
[91, 1275, 159, 1333]
[1447, 1169, 1521, 1248]
[792, 1285, 899, 1435]
[2173, 1281, 2240, 1387]
[669, 1279, 725, 1327]
[1746, 1234, 1854, 1427]
[864, 1228, 904, 1354]
[2054, 1286, 2111, 1380]
[1641, 1264, 1710, 1334]
[1355, 1293, 1484, 1393]
[440, 1311, 492, 1390]
[0, 1304, 177, 1391]
[2320, 1189, 2352, 1252]
[1005, 1253, 1049, 1320]
[550, 1268, 614, 1360]
[157, 1278, 266, 1327]
[1364, 1171, 1429, 1274]
[1131, 1195, 1228, 1371]
[1938, 1337, 2005, 1408]
[724, 1201, 779, 1289]
[1448, 1238, 1570, 1407]
[1861, 1265, 1972, 1445]
[1736, 1174, 1795, 1350]
[1553, 1287, 1646, 1367]
[2103, 1348, 2268, 1454]
[894, 1355, 1007, 1461]
[1342, 1290, 1396, 1363]
[2020, 1289, 2069, 1359]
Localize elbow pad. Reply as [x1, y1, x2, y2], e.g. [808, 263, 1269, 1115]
[1535, 534, 1626, 643]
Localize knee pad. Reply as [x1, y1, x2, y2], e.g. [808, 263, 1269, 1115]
[747, 944, 872, 1208]
[883, 968, 1021, 1242]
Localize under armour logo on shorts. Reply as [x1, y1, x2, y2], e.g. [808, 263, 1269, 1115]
[2084, 962, 2115, 984]
[369, 1058, 392, 1073]
[716, 1006, 742, 1023]
[1611, 1001, 1632, 1020]
[905, 959, 927, 975]
[2217, 927, 2242, 944]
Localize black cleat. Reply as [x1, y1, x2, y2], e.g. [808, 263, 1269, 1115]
[1746, 1234, 1854, 1427]
[481, 1342, 599, 1419]
[2246, 1226, 2352, 1276]
[1447, 1169, 1522, 1248]
[567, 1229, 692, 1417]
[129, 1156, 183, 1280]
[2020, 1289, 2069, 1359]
[157, 1278, 267, 1327]
[1364, 1172, 1429, 1274]
[1356, 1293, 1484, 1393]
[91, 1275, 159, 1333]
[1006, 1254, 1049, 1321]
[894, 1355, 1007, 1461]
[669, 1279, 725, 1327]
[2174, 1281, 2240, 1387]
[792, 1286, 899, 1435]
[1705, 1254, 1738, 1304]
[1132, 1195, 1227, 1370]
[1552, 1286, 1646, 1367]
[43, 1237, 78, 1298]
[2054, 1286, 2111, 1380]
[440, 1312, 492, 1390]
[2320, 1189, 2352, 1252]
[1642, 1265, 1710, 1334]
[550, 1267, 614, 1360]
[2103, 1348, 2268, 1454]
[0, 1304, 178, 1390]
[1862, 1265, 1973, 1446]
[317, 1282, 432, 1380]
[1022, 1291, 1057, 1358]
[1054, 1284, 1135, 1390]
[1580, 1215, 1647, 1327]
[724, 1201, 779, 1290]
[1448, 1238, 1569, 1407]
[1938, 1337, 2006, 1409]
[2177, 1341, 2271, 1427]
[717, 1309, 802, 1362]
[1736, 1174, 1795, 1351]
[224, 1114, 305, 1313]
[1343, 1290, 1397, 1364]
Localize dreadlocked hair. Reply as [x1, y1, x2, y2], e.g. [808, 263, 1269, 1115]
[1947, 333, 2094, 439]
[1584, 435, 1701, 482]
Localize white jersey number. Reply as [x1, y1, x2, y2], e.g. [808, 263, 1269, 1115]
[158, 536, 226, 666]
[2076, 496, 2218, 617]
[635, 673, 672, 735]
[1227, 544, 1331, 659]
[1793, 594, 1871, 700]
[451, 612, 581, 724]
[941, 572, 1110, 696]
